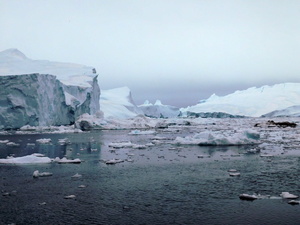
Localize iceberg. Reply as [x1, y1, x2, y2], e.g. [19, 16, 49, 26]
[139, 100, 180, 118]
[0, 49, 100, 129]
[100, 87, 143, 119]
[181, 83, 300, 117]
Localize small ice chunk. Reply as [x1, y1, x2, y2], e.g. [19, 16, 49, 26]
[56, 157, 81, 164]
[6, 142, 20, 146]
[280, 192, 298, 199]
[33, 170, 53, 178]
[108, 141, 133, 149]
[36, 138, 52, 144]
[229, 172, 241, 177]
[71, 173, 82, 178]
[239, 194, 258, 200]
[64, 195, 76, 199]
[128, 130, 156, 135]
[0, 154, 52, 164]
[105, 159, 124, 164]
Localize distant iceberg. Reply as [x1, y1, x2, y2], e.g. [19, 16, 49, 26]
[181, 83, 300, 117]
[100, 87, 143, 119]
[139, 100, 180, 118]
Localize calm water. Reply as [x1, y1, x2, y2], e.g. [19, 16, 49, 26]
[1, 130, 300, 225]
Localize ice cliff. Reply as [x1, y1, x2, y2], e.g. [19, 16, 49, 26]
[139, 100, 180, 118]
[0, 49, 100, 129]
[181, 83, 300, 117]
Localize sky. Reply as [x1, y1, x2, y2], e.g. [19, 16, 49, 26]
[1, 0, 300, 107]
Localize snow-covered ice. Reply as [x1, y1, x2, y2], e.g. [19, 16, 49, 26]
[0, 154, 52, 164]
[174, 129, 260, 146]
[181, 83, 300, 117]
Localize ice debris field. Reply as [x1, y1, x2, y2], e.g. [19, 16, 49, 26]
[1, 116, 300, 207]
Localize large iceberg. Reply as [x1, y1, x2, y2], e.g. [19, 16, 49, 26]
[139, 100, 180, 118]
[100, 87, 143, 119]
[0, 49, 100, 129]
[181, 83, 300, 117]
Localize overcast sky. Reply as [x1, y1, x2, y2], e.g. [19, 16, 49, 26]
[1, 0, 300, 107]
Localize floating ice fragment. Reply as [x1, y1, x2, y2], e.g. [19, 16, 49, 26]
[58, 138, 70, 145]
[128, 130, 157, 135]
[239, 194, 258, 200]
[78, 185, 86, 188]
[174, 129, 260, 146]
[132, 144, 147, 149]
[108, 141, 133, 148]
[0, 154, 52, 164]
[260, 154, 274, 157]
[280, 192, 298, 199]
[105, 159, 124, 164]
[0, 140, 9, 144]
[229, 172, 241, 177]
[36, 138, 52, 144]
[6, 142, 20, 146]
[33, 170, 53, 178]
[64, 195, 76, 199]
[32, 153, 45, 157]
[71, 173, 82, 178]
[55, 157, 81, 164]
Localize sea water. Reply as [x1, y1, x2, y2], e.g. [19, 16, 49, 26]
[1, 130, 300, 225]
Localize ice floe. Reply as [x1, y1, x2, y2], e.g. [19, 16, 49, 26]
[280, 192, 298, 199]
[71, 173, 82, 178]
[0, 154, 52, 164]
[33, 170, 53, 178]
[36, 138, 52, 144]
[174, 129, 260, 146]
[239, 194, 258, 200]
[64, 195, 76, 199]
[54, 157, 81, 164]
[128, 130, 156, 135]
[105, 159, 124, 164]
[0, 140, 10, 144]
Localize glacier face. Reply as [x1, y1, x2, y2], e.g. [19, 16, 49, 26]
[0, 49, 100, 129]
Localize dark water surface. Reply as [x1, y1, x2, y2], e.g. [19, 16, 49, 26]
[1, 130, 300, 225]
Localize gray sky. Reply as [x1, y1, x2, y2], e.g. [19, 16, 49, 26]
[1, 0, 300, 107]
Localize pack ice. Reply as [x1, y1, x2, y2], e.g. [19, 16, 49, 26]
[0, 49, 100, 129]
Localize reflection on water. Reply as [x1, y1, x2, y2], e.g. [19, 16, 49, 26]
[1, 130, 300, 225]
